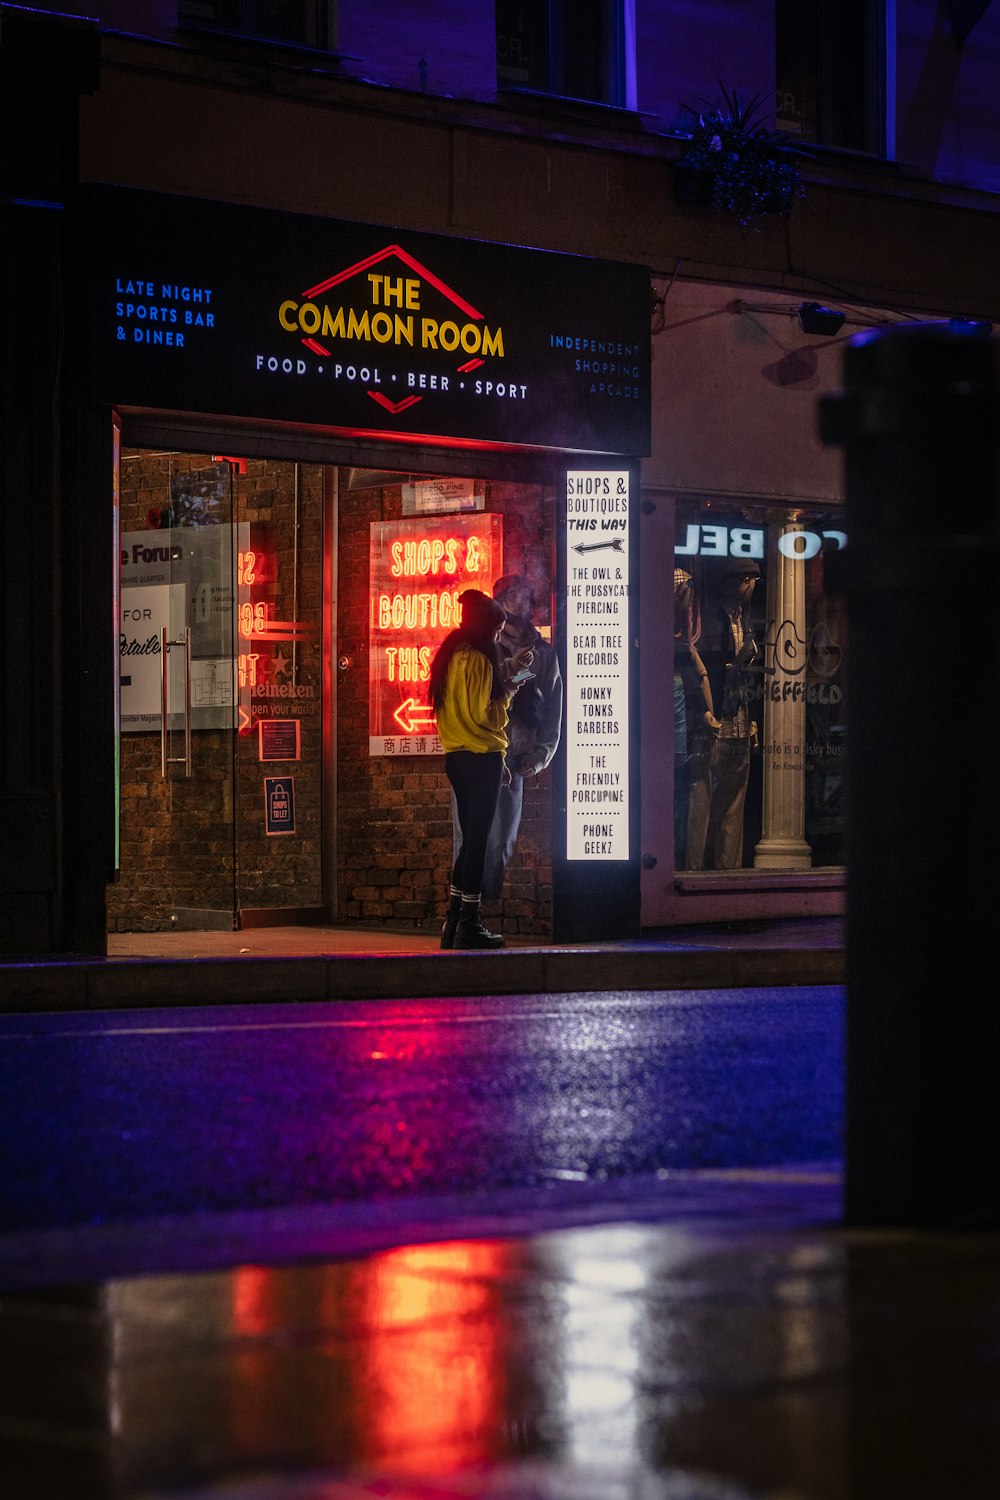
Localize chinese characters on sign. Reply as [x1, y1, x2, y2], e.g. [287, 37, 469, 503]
[564, 472, 630, 860]
[369, 513, 503, 756]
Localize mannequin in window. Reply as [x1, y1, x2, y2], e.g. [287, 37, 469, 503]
[685, 558, 761, 869]
[673, 568, 720, 867]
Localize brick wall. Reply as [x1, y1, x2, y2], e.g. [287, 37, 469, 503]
[335, 476, 557, 938]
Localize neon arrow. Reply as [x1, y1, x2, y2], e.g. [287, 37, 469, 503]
[572, 537, 625, 555]
[393, 698, 437, 733]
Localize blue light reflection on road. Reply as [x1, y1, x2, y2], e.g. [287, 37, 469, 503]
[0, 987, 843, 1232]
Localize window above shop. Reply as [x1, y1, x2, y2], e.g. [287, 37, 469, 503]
[775, 0, 888, 156]
[496, 0, 630, 109]
[177, 0, 337, 52]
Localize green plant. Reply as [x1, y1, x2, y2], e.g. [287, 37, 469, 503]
[677, 83, 806, 227]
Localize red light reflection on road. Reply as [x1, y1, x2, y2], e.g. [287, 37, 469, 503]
[233, 1265, 273, 1337]
[226, 1242, 509, 1471]
[355, 1240, 507, 1472]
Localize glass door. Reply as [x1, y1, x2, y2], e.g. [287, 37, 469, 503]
[111, 448, 327, 936]
[115, 454, 239, 931]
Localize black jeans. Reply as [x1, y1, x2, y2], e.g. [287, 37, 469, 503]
[446, 750, 504, 897]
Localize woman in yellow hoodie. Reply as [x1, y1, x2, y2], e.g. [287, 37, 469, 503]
[430, 588, 533, 949]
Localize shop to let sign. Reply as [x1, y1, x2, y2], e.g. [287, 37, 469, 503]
[564, 471, 630, 860]
[369, 513, 503, 756]
[264, 776, 296, 835]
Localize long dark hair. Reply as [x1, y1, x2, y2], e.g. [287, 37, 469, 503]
[429, 589, 506, 709]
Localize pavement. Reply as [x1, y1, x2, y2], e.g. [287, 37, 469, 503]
[0, 915, 844, 1010]
[5, 1164, 1000, 1500]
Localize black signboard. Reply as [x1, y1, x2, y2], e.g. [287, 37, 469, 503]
[264, 776, 296, 836]
[85, 185, 651, 456]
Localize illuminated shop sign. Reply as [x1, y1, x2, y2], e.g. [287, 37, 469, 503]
[676, 524, 847, 558]
[87, 185, 651, 455]
[564, 471, 630, 861]
[369, 514, 503, 757]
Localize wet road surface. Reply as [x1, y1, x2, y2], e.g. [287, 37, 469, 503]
[1, 987, 843, 1235]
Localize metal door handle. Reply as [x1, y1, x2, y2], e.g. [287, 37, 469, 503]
[160, 626, 193, 778]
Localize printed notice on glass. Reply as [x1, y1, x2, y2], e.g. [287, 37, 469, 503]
[564, 470, 630, 860]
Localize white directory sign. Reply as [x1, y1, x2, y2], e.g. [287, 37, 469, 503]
[565, 470, 630, 860]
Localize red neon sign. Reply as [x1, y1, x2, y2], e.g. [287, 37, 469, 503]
[369, 513, 502, 756]
[235, 525, 317, 732]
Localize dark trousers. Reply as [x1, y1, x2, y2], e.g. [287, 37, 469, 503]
[446, 750, 504, 897]
[450, 750, 524, 899]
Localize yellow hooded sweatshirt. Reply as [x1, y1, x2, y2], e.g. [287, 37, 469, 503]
[434, 644, 512, 754]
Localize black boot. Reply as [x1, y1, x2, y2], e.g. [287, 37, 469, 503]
[455, 898, 505, 949]
[440, 890, 463, 950]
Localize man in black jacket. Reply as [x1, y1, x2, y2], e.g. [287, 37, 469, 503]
[451, 574, 563, 900]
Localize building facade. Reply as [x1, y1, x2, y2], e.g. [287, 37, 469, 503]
[3, 0, 999, 955]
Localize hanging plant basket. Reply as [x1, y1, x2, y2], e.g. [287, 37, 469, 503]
[674, 83, 807, 228]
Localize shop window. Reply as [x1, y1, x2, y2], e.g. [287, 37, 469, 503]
[673, 498, 847, 874]
[177, 0, 335, 50]
[775, 0, 886, 154]
[496, 0, 626, 108]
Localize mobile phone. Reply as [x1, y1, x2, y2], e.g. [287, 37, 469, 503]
[510, 668, 535, 684]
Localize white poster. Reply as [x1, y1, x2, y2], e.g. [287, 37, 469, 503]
[119, 584, 184, 731]
[564, 471, 630, 861]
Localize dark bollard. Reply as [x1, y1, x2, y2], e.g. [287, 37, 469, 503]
[820, 325, 1000, 1229]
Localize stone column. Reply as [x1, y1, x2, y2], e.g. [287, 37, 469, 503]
[754, 519, 812, 869]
